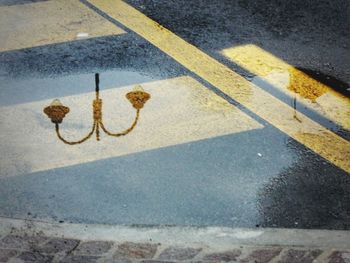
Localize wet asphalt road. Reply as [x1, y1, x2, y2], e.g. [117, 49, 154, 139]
[125, 0, 350, 83]
[0, 0, 349, 230]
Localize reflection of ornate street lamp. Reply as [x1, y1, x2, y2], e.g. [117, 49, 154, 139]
[44, 73, 150, 145]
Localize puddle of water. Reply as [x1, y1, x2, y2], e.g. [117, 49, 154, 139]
[0, 36, 348, 228]
[0, 125, 297, 227]
[0, 74, 263, 177]
[0, 71, 277, 227]
[0, 72, 348, 229]
[0, 70, 154, 106]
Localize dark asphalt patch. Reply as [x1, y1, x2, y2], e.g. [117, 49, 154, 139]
[238, 0, 350, 37]
[258, 138, 350, 229]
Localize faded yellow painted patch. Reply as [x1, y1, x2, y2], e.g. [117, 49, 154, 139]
[0, 0, 125, 52]
[221, 44, 329, 101]
[87, 0, 350, 173]
[295, 132, 350, 166]
[222, 44, 350, 129]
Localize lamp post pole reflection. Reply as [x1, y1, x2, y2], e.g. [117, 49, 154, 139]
[44, 73, 150, 145]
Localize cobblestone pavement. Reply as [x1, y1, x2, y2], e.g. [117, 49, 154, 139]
[0, 233, 349, 263]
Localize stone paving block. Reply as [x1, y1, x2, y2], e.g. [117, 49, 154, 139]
[140, 261, 177, 263]
[60, 255, 101, 263]
[201, 249, 241, 262]
[0, 235, 47, 250]
[37, 237, 79, 254]
[328, 251, 350, 263]
[298, 249, 323, 263]
[105, 259, 135, 263]
[113, 242, 158, 260]
[240, 248, 282, 263]
[278, 249, 306, 263]
[158, 246, 202, 261]
[277, 249, 323, 263]
[0, 249, 18, 262]
[16, 251, 54, 263]
[74, 240, 114, 255]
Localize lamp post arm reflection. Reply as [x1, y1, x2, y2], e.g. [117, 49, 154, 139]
[99, 109, 140, 137]
[43, 73, 151, 145]
[55, 122, 96, 145]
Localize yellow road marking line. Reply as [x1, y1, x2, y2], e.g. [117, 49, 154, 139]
[87, 0, 350, 173]
[0, 76, 262, 177]
[0, 0, 125, 52]
[222, 44, 350, 131]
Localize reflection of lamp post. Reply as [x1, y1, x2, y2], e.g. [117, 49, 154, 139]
[44, 73, 150, 145]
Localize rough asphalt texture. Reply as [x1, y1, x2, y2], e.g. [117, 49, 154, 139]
[126, 0, 350, 85]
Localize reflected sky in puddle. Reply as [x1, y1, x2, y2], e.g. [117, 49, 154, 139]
[0, 74, 263, 177]
[0, 70, 155, 106]
[0, 71, 348, 229]
[0, 46, 349, 228]
[0, 70, 279, 227]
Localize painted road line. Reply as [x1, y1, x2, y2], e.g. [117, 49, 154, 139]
[0, 76, 263, 177]
[0, 0, 125, 52]
[222, 44, 350, 131]
[86, 0, 350, 174]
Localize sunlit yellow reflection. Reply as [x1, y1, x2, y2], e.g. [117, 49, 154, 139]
[222, 44, 350, 130]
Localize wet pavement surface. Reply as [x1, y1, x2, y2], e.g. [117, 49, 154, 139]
[0, 0, 349, 231]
